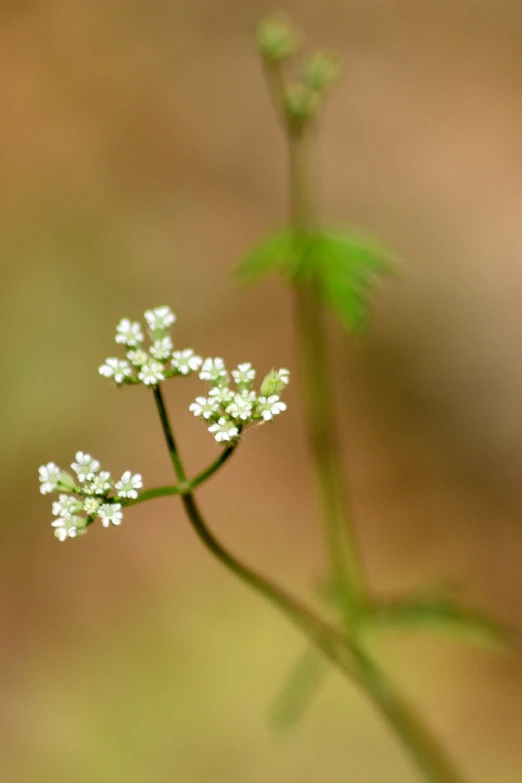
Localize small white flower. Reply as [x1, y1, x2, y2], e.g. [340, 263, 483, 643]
[138, 361, 165, 386]
[38, 463, 62, 495]
[71, 452, 100, 483]
[98, 357, 132, 384]
[208, 417, 239, 443]
[144, 306, 176, 333]
[97, 503, 123, 528]
[127, 348, 149, 367]
[172, 348, 203, 375]
[115, 471, 143, 499]
[256, 395, 287, 421]
[52, 494, 81, 519]
[83, 497, 101, 516]
[51, 515, 82, 541]
[84, 471, 113, 496]
[150, 337, 173, 361]
[208, 386, 235, 405]
[115, 318, 144, 347]
[226, 393, 254, 422]
[200, 357, 228, 385]
[189, 396, 220, 420]
[278, 368, 290, 385]
[232, 363, 256, 387]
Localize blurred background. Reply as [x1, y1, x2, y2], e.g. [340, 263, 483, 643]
[2, 0, 522, 780]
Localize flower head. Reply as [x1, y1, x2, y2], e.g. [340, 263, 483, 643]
[172, 349, 203, 376]
[52, 494, 81, 519]
[115, 471, 143, 499]
[98, 357, 132, 384]
[144, 306, 176, 334]
[71, 452, 100, 483]
[226, 393, 254, 422]
[51, 515, 82, 541]
[83, 497, 101, 516]
[150, 337, 174, 361]
[208, 417, 239, 443]
[256, 395, 287, 421]
[189, 396, 220, 420]
[200, 357, 228, 386]
[115, 318, 144, 347]
[127, 348, 150, 367]
[84, 471, 113, 496]
[208, 386, 235, 405]
[38, 463, 63, 495]
[231, 363, 256, 389]
[138, 361, 165, 386]
[97, 503, 123, 528]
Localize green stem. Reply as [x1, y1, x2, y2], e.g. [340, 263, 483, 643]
[281, 75, 465, 783]
[151, 385, 360, 675]
[289, 126, 364, 623]
[122, 442, 239, 508]
[153, 385, 186, 482]
[151, 384, 464, 782]
[353, 650, 467, 783]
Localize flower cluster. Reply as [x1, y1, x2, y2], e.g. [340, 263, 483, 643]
[190, 361, 289, 442]
[99, 306, 203, 387]
[38, 454, 142, 541]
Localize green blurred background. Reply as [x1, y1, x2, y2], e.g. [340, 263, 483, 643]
[2, 1, 522, 780]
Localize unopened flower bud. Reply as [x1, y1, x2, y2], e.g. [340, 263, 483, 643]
[256, 14, 300, 63]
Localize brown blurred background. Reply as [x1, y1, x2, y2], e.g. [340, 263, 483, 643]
[2, 1, 522, 780]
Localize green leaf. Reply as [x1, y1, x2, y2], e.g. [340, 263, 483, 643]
[235, 225, 395, 332]
[235, 230, 293, 285]
[365, 595, 511, 651]
[311, 229, 395, 332]
[269, 647, 328, 731]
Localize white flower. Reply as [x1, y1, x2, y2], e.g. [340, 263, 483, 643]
[199, 357, 228, 385]
[208, 386, 235, 405]
[189, 396, 220, 420]
[232, 363, 256, 387]
[83, 497, 101, 516]
[278, 368, 290, 385]
[115, 471, 143, 499]
[52, 494, 81, 519]
[208, 417, 239, 443]
[71, 452, 100, 483]
[98, 357, 132, 384]
[38, 462, 62, 495]
[150, 337, 173, 361]
[256, 395, 287, 421]
[127, 348, 149, 367]
[226, 393, 254, 422]
[172, 349, 203, 375]
[138, 360, 165, 386]
[115, 318, 144, 347]
[97, 503, 123, 528]
[84, 471, 113, 496]
[144, 306, 176, 333]
[51, 515, 82, 541]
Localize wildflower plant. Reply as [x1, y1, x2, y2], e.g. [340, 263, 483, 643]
[38, 14, 510, 783]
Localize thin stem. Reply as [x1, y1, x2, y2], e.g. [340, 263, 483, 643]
[191, 442, 238, 489]
[289, 126, 364, 623]
[151, 385, 464, 782]
[153, 385, 186, 482]
[122, 441, 239, 508]
[276, 65, 465, 783]
[353, 650, 467, 783]
[151, 385, 360, 676]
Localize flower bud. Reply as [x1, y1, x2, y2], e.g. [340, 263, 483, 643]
[260, 368, 290, 397]
[301, 52, 340, 92]
[256, 14, 300, 63]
